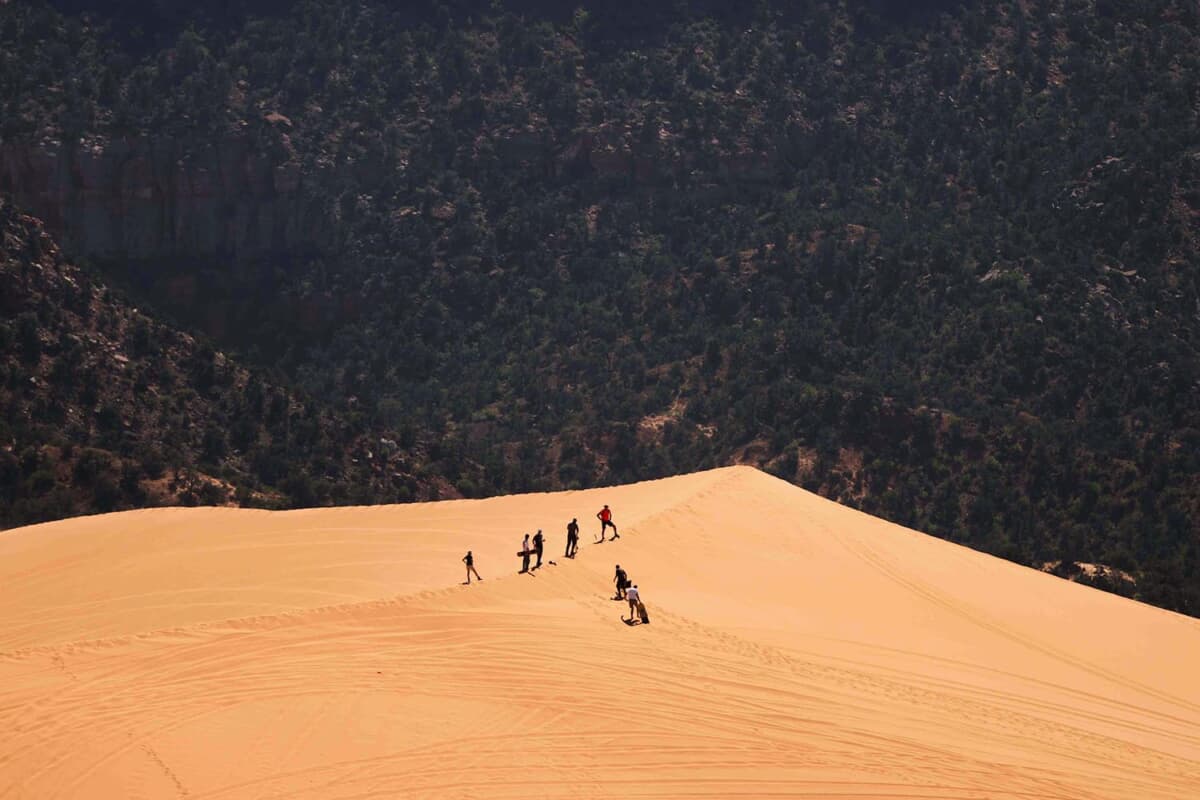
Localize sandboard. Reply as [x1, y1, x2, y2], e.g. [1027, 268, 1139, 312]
[637, 600, 650, 624]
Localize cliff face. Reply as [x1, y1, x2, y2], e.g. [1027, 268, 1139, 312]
[1, 129, 775, 263]
[0, 136, 327, 261]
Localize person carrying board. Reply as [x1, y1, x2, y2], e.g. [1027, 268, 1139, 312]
[519, 533, 532, 574]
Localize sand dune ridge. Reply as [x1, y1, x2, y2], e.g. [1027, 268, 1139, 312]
[1, 466, 1198, 798]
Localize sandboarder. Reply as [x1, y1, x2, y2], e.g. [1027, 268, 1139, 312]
[533, 529, 544, 569]
[565, 518, 579, 558]
[625, 583, 641, 622]
[614, 564, 628, 599]
[462, 551, 482, 584]
[597, 504, 619, 541]
[520, 533, 531, 574]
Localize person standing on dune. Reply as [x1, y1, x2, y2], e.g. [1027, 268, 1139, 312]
[533, 529, 545, 569]
[520, 533, 531, 574]
[596, 504, 619, 541]
[614, 564, 628, 599]
[565, 518, 579, 558]
[462, 551, 482, 584]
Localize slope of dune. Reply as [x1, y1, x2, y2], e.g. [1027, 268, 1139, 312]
[1, 466, 1198, 799]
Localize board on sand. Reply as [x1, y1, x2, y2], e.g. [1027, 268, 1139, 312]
[637, 600, 650, 624]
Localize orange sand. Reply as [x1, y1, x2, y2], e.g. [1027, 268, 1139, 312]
[1, 466, 1198, 798]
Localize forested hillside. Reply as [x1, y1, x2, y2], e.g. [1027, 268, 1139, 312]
[0, 199, 445, 525]
[1, 0, 1198, 613]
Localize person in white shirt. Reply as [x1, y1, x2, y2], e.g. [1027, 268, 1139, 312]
[520, 533, 531, 574]
[625, 584, 640, 621]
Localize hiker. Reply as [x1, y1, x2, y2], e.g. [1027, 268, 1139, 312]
[462, 551, 482, 584]
[533, 529, 545, 569]
[625, 583, 641, 622]
[597, 504, 619, 541]
[613, 564, 628, 599]
[565, 518, 579, 558]
[520, 533, 531, 573]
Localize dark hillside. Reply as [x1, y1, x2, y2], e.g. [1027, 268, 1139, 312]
[0, 199, 445, 527]
[1, 0, 1198, 613]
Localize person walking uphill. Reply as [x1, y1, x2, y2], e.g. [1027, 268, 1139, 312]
[597, 504, 619, 542]
[565, 518, 579, 559]
[462, 551, 482, 584]
[613, 564, 628, 600]
[635, 586, 650, 623]
[625, 584, 641, 622]
[532, 529, 545, 569]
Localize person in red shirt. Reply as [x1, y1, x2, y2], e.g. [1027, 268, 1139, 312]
[596, 504, 619, 542]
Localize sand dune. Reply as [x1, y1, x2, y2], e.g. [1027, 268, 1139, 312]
[1, 466, 1198, 798]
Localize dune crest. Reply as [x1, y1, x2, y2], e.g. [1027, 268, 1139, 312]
[2, 466, 1198, 798]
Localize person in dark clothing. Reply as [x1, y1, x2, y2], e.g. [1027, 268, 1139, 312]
[565, 518, 579, 558]
[520, 533, 531, 574]
[462, 551, 482, 584]
[614, 564, 628, 599]
[597, 505, 619, 541]
[532, 529, 544, 569]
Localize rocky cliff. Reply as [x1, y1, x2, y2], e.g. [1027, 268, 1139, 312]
[1, 127, 776, 264]
[0, 135, 326, 261]
[1, 126, 778, 263]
